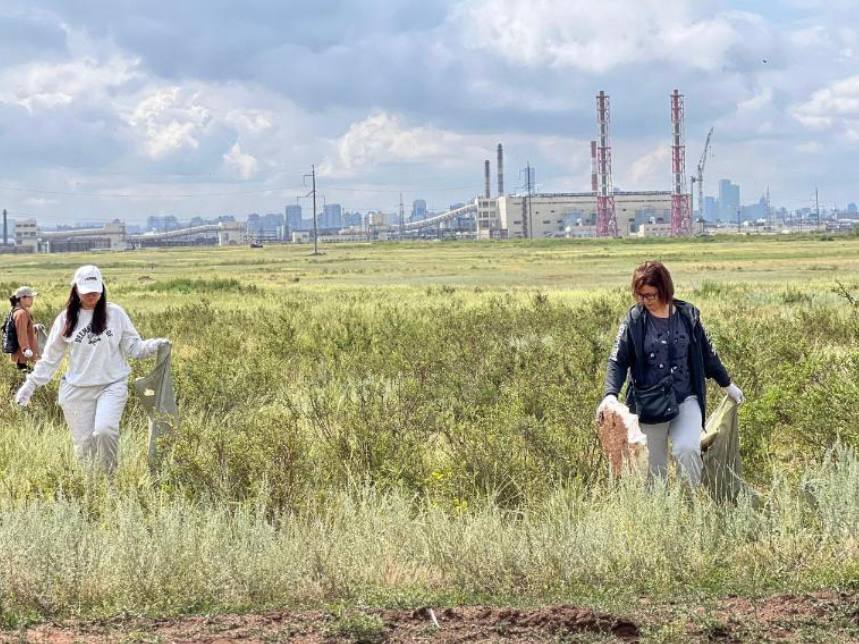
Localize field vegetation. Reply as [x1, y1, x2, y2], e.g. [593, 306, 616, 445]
[0, 235, 857, 639]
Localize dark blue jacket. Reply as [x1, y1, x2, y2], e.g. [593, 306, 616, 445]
[603, 300, 731, 424]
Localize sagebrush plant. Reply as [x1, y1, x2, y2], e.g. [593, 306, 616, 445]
[0, 449, 855, 624]
[0, 240, 857, 624]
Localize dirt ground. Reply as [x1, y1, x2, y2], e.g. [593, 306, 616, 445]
[5, 592, 857, 643]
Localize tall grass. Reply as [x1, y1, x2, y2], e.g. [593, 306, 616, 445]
[1, 286, 858, 512]
[0, 263, 857, 623]
[0, 447, 855, 625]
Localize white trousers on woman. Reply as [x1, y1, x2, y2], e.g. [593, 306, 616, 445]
[58, 378, 129, 473]
[639, 396, 703, 486]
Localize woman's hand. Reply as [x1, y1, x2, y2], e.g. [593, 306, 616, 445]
[596, 394, 618, 422]
[722, 383, 745, 404]
[14, 380, 36, 407]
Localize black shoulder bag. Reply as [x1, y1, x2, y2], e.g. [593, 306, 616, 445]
[631, 310, 679, 424]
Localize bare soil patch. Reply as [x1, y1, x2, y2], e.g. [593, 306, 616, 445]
[5, 592, 857, 643]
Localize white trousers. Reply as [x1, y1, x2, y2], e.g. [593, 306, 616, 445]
[640, 396, 703, 486]
[58, 379, 129, 473]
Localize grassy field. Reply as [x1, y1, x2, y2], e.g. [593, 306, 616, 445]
[0, 235, 857, 641]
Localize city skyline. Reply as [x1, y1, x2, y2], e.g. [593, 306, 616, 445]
[0, 1, 857, 225]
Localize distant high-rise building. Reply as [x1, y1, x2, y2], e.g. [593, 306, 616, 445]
[703, 196, 718, 220]
[260, 213, 285, 239]
[322, 203, 342, 229]
[343, 211, 362, 227]
[411, 199, 427, 221]
[718, 179, 740, 221]
[286, 205, 303, 231]
[848, 202, 858, 215]
[246, 213, 262, 235]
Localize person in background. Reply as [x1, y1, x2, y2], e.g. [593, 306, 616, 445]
[8, 286, 40, 372]
[597, 261, 745, 486]
[14, 265, 170, 473]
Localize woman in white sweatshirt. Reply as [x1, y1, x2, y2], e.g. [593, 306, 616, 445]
[14, 265, 170, 472]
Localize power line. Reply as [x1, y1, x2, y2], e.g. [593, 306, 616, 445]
[0, 184, 301, 199]
[0, 181, 478, 199]
[322, 184, 476, 194]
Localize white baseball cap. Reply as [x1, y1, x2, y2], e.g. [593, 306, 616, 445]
[71, 265, 104, 295]
[13, 286, 37, 298]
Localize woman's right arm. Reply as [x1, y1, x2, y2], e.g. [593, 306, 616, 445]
[26, 315, 67, 387]
[603, 318, 632, 398]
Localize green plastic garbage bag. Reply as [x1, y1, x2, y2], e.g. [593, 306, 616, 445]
[701, 396, 753, 503]
[133, 344, 177, 468]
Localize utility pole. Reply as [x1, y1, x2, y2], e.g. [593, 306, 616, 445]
[519, 163, 534, 239]
[526, 162, 533, 239]
[399, 193, 405, 239]
[815, 187, 820, 230]
[689, 177, 696, 223]
[303, 165, 320, 255]
[737, 208, 741, 234]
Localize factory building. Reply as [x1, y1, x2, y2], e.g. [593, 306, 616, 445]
[495, 191, 672, 239]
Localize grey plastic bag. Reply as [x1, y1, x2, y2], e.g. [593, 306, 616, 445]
[133, 344, 178, 468]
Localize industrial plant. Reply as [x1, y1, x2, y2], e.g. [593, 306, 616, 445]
[0, 90, 851, 254]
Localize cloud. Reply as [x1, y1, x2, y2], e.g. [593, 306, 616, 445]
[0, 9, 68, 68]
[0, 55, 142, 111]
[223, 142, 259, 179]
[793, 74, 859, 139]
[321, 112, 463, 177]
[628, 146, 672, 189]
[126, 87, 213, 158]
[0, 0, 856, 221]
[456, 0, 744, 73]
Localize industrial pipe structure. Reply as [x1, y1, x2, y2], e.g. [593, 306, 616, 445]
[400, 202, 478, 232]
[127, 222, 242, 242]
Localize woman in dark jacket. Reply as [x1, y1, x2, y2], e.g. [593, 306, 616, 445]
[597, 261, 744, 486]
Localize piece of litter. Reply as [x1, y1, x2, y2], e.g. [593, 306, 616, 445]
[428, 608, 440, 629]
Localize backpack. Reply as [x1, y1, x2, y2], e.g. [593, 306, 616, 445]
[2, 309, 19, 354]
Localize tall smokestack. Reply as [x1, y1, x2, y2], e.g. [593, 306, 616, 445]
[590, 141, 598, 193]
[484, 160, 491, 198]
[2, 209, 6, 246]
[496, 143, 504, 196]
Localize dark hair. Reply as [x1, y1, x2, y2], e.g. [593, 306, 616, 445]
[62, 286, 108, 338]
[632, 261, 674, 304]
[9, 295, 20, 308]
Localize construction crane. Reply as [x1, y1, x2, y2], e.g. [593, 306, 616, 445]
[695, 127, 714, 219]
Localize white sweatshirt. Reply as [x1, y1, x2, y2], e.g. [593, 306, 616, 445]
[28, 303, 160, 388]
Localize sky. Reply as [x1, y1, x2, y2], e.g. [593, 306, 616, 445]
[0, 0, 857, 224]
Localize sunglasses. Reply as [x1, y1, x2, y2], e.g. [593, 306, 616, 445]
[636, 291, 660, 302]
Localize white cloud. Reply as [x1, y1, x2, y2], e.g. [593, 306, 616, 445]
[224, 109, 275, 136]
[629, 146, 671, 188]
[223, 142, 259, 179]
[455, 0, 742, 73]
[126, 87, 212, 158]
[793, 74, 859, 139]
[0, 55, 141, 111]
[717, 87, 776, 136]
[320, 112, 465, 176]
